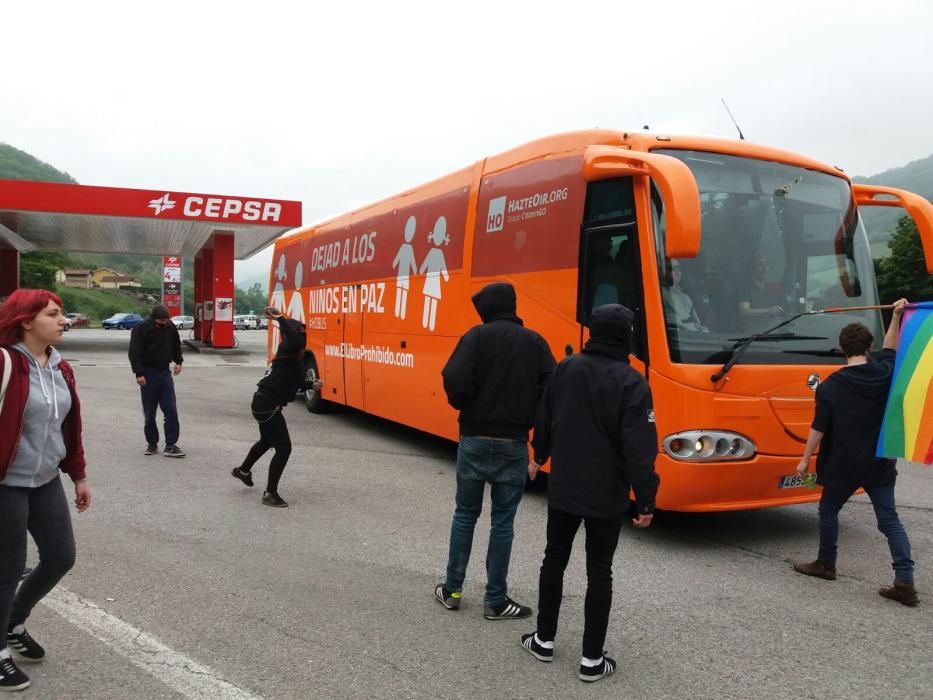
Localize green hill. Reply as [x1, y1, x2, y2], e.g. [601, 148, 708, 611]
[853, 153, 933, 244]
[0, 143, 78, 184]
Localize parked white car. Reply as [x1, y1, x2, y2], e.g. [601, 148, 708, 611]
[234, 314, 265, 330]
[172, 315, 195, 330]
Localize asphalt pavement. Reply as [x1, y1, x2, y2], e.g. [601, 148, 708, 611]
[14, 329, 933, 699]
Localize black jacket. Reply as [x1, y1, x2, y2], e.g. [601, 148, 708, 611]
[812, 349, 898, 489]
[128, 319, 183, 376]
[256, 317, 307, 406]
[442, 283, 555, 440]
[533, 304, 659, 518]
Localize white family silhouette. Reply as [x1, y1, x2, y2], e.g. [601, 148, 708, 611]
[271, 214, 452, 334]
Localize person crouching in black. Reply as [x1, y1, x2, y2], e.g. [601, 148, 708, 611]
[231, 306, 321, 507]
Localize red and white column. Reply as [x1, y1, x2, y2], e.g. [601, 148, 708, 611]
[193, 254, 203, 340]
[210, 231, 235, 349]
[201, 245, 215, 344]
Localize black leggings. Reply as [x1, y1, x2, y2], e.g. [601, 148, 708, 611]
[0, 478, 76, 647]
[240, 392, 292, 494]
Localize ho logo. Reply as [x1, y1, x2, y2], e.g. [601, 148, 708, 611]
[485, 196, 506, 233]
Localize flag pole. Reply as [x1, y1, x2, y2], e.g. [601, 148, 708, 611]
[820, 304, 895, 313]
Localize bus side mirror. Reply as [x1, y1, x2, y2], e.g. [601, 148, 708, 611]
[852, 184, 933, 273]
[583, 147, 702, 258]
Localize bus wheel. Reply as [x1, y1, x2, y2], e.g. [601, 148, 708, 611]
[304, 358, 330, 414]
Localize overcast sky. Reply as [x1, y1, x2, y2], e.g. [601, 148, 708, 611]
[3, 0, 932, 283]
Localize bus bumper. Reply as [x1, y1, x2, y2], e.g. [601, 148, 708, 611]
[653, 453, 822, 512]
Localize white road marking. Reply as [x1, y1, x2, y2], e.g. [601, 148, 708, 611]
[42, 586, 261, 700]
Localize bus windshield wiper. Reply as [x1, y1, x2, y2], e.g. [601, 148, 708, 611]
[710, 327, 827, 384]
[710, 303, 892, 383]
[781, 347, 842, 358]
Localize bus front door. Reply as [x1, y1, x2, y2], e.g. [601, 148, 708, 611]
[576, 177, 648, 367]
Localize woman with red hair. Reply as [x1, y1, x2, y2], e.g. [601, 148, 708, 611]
[0, 289, 91, 692]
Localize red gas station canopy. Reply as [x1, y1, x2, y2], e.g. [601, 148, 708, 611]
[0, 179, 302, 259]
[0, 178, 303, 348]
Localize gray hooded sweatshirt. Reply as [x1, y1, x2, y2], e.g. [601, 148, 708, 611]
[0, 343, 72, 488]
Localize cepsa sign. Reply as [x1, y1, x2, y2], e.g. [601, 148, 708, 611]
[147, 192, 295, 224]
[0, 181, 302, 229]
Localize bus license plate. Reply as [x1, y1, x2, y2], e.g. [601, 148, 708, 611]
[778, 474, 808, 489]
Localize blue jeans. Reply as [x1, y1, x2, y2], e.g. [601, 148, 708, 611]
[445, 436, 528, 607]
[818, 482, 914, 583]
[140, 368, 180, 446]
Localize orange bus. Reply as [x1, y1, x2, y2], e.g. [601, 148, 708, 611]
[269, 130, 933, 511]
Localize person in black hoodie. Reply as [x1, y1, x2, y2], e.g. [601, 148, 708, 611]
[523, 304, 659, 683]
[128, 304, 185, 457]
[435, 282, 555, 620]
[231, 306, 320, 508]
[793, 298, 917, 606]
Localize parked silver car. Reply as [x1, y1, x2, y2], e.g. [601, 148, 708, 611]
[172, 315, 195, 330]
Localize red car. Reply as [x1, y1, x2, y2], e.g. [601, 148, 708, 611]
[64, 313, 90, 329]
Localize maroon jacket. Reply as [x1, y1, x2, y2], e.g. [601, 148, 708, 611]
[0, 346, 86, 483]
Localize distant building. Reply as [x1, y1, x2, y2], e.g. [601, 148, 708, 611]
[90, 267, 139, 289]
[56, 268, 92, 288]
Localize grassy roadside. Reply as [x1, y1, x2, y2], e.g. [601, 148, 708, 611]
[56, 287, 152, 325]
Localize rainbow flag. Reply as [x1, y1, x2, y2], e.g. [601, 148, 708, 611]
[878, 302, 933, 465]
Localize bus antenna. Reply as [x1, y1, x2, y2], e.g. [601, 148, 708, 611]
[721, 99, 745, 140]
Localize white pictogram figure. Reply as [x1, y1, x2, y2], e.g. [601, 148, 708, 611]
[270, 254, 288, 350]
[286, 262, 306, 325]
[392, 216, 419, 319]
[419, 216, 450, 331]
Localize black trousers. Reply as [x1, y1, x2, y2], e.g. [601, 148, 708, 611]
[240, 392, 292, 494]
[536, 507, 623, 659]
[0, 478, 76, 648]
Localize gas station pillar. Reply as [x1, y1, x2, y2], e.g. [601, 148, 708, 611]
[193, 254, 203, 340]
[210, 232, 235, 349]
[201, 246, 214, 344]
[0, 246, 19, 297]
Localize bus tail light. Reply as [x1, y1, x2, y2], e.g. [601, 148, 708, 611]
[663, 431, 755, 462]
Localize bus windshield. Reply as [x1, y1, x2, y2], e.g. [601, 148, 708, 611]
[652, 149, 883, 366]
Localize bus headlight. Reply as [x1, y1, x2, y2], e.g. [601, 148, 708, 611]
[662, 431, 756, 462]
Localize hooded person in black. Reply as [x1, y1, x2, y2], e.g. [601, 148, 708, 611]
[434, 282, 555, 620]
[793, 298, 917, 607]
[231, 306, 319, 508]
[128, 304, 185, 457]
[522, 304, 659, 683]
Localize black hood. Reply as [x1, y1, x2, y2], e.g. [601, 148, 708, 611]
[584, 304, 633, 360]
[471, 282, 522, 325]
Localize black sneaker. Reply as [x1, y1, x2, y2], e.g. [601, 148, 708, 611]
[520, 632, 553, 662]
[163, 445, 186, 458]
[484, 596, 532, 620]
[261, 492, 288, 508]
[231, 467, 254, 487]
[434, 584, 461, 611]
[0, 653, 30, 691]
[144, 444, 158, 455]
[579, 654, 616, 683]
[6, 627, 44, 663]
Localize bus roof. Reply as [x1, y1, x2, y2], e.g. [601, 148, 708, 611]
[277, 129, 850, 248]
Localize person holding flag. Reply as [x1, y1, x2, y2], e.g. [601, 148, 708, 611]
[792, 298, 917, 607]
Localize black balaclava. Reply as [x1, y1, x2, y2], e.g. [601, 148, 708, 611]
[584, 304, 633, 361]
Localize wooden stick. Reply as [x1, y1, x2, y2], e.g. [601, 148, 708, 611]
[821, 304, 894, 313]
